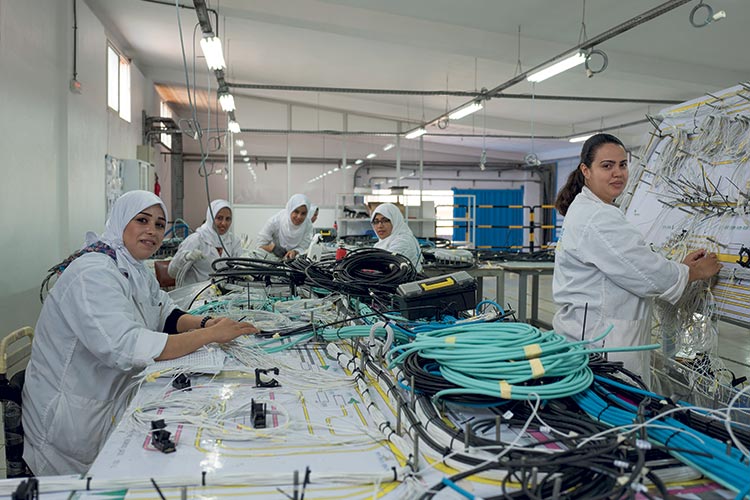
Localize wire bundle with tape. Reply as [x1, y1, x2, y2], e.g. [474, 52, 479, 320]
[210, 257, 306, 286]
[388, 324, 653, 402]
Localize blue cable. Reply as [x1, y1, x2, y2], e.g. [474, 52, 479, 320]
[441, 478, 475, 499]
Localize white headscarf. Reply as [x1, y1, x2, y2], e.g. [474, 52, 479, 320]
[195, 199, 237, 251]
[86, 190, 168, 304]
[278, 193, 311, 250]
[309, 204, 319, 224]
[371, 203, 423, 271]
[372, 203, 407, 247]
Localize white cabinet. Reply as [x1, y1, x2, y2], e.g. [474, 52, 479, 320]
[106, 155, 155, 218]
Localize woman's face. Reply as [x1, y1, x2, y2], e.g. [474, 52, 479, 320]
[213, 207, 232, 235]
[581, 142, 628, 204]
[371, 214, 393, 239]
[123, 204, 166, 260]
[290, 205, 308, 226]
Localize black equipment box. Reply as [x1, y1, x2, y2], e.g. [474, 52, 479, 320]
[395, 271, 477, 319]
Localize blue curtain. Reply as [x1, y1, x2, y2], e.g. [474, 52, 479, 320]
[453, 188, 525, 249]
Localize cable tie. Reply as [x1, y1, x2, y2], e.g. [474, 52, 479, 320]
[499, 381, 512, 399]
[86, 477, 92, 491]
[567, 431, 578, 438]
[663, 429, 682, 448]
[524, 343, 542, 359]
[392, 466, 398, 482]
[616, 475, 629, 486]
[613, 459, 630, 469]
[635, 439, 651, 450]
[202, 470, 207, 486]
[630, 482, 648, 493]
[502, 411, 513, 419]
[540, 425, 551, 433]
[529, 358, 545, 379]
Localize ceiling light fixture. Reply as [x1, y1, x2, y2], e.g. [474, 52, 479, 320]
[345, 164, 353, 169]
[239, 149, 248, 156]
[235, 139, 244, 147]
[354, 159, 363, 165]
[199, 36, 226, 71]
[527, 51, 586, 83]
[382, 143, 395, 151]
[366, 153, 377, 159]
[568, 133, 594, 143]
[243, 157, 250, 162]
[404, 127, 427, 139]
[448, 100, 484, 120]
[218, 92, 235, 112]
[228, 120, 241, 133]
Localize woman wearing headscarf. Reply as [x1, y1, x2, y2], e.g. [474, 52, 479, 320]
[370, 203, 423, 272]
[169, 199, 242, 286]
[257, 193, 313, 260]
[22, 191, 257, 476]
[309, 204, 320, 224]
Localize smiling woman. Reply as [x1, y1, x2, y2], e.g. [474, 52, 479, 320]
[168, 199, 243, 286]
[552, 134, 721, 388]
[21, 191, 258, 476]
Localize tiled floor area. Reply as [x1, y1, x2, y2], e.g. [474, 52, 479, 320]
[479, 273, 750, 382]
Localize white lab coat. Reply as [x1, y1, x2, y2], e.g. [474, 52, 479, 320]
[552, 187, 688, 386]
[257, 194, 313, 255]
[22, 190, 172, 476]
[169, 200, 242, 286]
[372, 203, 424, 272]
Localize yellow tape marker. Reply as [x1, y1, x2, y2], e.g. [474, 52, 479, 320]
[445, 336, 457, 344]
[524, 344, 542, 359]
[500, 381, 512, 399]
[529, 358, 545, 379]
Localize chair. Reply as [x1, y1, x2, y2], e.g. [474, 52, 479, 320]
[154, 260, 176, 289]
[0, 327, 34, 478]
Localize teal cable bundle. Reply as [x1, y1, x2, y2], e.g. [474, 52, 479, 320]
[388, 324, 659, 401]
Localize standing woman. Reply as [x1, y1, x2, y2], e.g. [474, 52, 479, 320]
[169, 199, 242, 286]
[257, 193, 313, 260]
[22, 191, 257, 476]
[552, 133, 721, 386]
[370, 203, 423, 272]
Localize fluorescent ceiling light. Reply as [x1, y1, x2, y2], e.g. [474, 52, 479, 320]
[218, 93, 235, 112]
[239, 149, 248, 156]
[199, 36, 226, 71]
[404, 127, 427, 139]
[366, 153, 377, 159]
[354, 159, 363, 165]
[383, 143, 395, 151]
[345, 164, 353, 169]
[235, 139, 244, 147]
[448, 101, 483, 120]
[527, 51, 586, 83]
[568, 133, 594, 143]
[214, 169, 222, 174]
[328, 170, 333, 174]
[228, 120, 241, 133]
[333, 167, 340, 172]
[243, 157, 250, 162]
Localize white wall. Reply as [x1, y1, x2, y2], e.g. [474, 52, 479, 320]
[0, 0, 158, 331]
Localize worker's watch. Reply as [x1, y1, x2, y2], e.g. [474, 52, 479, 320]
[200, 316, 213, 328]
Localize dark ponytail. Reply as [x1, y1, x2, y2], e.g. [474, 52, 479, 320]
[554, 133, 625, 216]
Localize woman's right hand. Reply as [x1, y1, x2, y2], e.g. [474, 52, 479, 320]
[209, 318, 259, 343]
[685, 249, 722, 282]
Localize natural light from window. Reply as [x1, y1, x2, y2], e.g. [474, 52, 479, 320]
[107, 43, 131, 122]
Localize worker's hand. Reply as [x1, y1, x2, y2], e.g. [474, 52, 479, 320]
[208, 317, 259, 343]
[683, 249, 707, 265]
[186, 249, 205, 262]
[686, 251, 722, 282]
[283, 250, 299, 260]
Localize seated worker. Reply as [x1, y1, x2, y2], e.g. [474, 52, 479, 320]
[256, 193, 313, 260]
[309, 204, 320, 224]
[22, 190, 258, 476]
[371, 203, 423, 272]
[168, 199, 242, 286]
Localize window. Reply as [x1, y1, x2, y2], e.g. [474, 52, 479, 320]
[107, 43, 131, 122]
[160, 101, 172, 149]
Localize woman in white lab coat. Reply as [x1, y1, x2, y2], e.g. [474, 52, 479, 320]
[257, 193, 313, 260]
[22, 191, 257, 476]
[371, 203, 423, 272]
[552, 133, 721, 387]
[168, 199, 242, 286]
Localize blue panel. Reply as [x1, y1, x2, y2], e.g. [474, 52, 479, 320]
[452, 188, 525, 249]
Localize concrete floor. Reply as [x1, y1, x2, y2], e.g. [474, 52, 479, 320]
[479, 273, 750, 382]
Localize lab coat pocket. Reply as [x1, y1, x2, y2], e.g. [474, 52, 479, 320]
[48, 392, 114, 466]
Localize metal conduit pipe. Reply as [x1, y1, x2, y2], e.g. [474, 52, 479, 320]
[225, 82, 681, 105]
[141, 0, 220, 36]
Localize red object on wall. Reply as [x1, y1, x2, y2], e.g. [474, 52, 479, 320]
[154, 174, 161, 197]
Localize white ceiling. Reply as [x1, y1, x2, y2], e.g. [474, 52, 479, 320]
[87, 0, 749, 162]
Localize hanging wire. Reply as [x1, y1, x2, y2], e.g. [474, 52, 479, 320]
[578, 0, 588, 44]
[514, 25, 523, 76]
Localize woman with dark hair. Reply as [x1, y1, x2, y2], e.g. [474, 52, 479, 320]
[552, 134, 721, 386]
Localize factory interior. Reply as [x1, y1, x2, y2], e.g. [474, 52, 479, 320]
[1, 0, 750, 498]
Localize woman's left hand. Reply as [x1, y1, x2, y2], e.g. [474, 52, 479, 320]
[284, 250, 299, 260]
